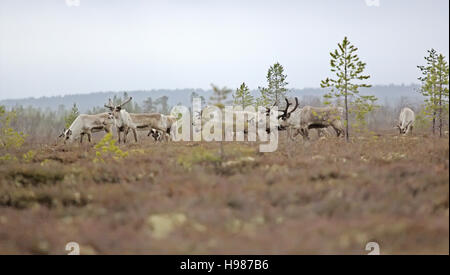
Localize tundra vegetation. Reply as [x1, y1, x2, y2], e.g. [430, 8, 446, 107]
[0, 43, 448, 255]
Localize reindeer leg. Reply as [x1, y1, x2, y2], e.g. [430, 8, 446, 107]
[133, 128, 138, 143]
[303, 128, 310, 141]
[88, 132, 92, 143]
[166, 128, 171, 142]
[117, 127, 121, 144]
[332, 126, 340, 137]
[288, 128, 296, 141]
[123, 127, 129, 143]
[80, 133, 84, 144]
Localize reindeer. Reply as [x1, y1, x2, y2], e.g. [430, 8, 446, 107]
[148, 128, 164, 141]
[104, 98, 138, 143]
[59, 113, 114, 144]
[105, 98, 177, 143]
[147, 115, 177, 142]
[395, 107, 415, 135]
[193, 106, 278, 140]
[279, 99, 344, 140]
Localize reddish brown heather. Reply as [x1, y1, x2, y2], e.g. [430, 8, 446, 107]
[0, 132, 448, 254]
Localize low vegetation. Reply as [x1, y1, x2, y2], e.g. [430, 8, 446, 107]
[0, 131, 448, 254]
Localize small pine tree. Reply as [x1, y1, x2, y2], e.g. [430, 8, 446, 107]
[418, 49, 439, 134]
[210, 84, 232, 109]
[258, 62, 289, 106]
[0, 106, 26, 149]
[435, 54, 449, 137]
[65, 103, 80, 129]
[350, 95, 379, 133]
[233, 82, 254, 108]
[321, 37, 372, 142]
[418, 50, 449, 137]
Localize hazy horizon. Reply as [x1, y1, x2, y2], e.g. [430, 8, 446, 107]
[1, 0, 449, 100]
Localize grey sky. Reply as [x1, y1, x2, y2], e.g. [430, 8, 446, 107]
[0, 0, 448, 100]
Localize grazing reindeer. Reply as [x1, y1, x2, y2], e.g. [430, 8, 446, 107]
[395, 107, 415, 135]
[279, 99, 344, 140]
[148, 129, 164, 141]
[59, 113, 114, 144]
[147, 115, 177, 142]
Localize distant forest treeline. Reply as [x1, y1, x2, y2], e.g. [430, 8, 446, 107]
[1, 84, 423, 113]
[1, 83, 446, 144]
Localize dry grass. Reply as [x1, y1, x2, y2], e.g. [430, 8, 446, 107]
[0, 132, 448, 254]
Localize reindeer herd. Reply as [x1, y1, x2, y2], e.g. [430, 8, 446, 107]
[59, 97, 416, 144]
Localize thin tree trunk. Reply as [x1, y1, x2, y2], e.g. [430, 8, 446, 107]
[439, 81, 443, 138]
[432, 113, 436, 135]
[345, 93, 349, 142]
[344, 48, 349, 143]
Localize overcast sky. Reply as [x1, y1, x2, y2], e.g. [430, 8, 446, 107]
[0, 0, 448, 100]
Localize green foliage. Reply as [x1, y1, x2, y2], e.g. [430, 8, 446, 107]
[65, 103, 79, 129]
[258, 62, 289, 106]
[417, 49, 449, 136]
[233, 82, 254, 108]
[93, 133, 128, 163]
[414, 107, 433, 132]
[177, 147, 221, 170]
[321, 37, 372, 141]
[22, 150, 36, 163]
[210, 84, 232, 109]
[0, 153, 18, 162]
[350, 95, 379, 133]
[0, 106, 27, 149]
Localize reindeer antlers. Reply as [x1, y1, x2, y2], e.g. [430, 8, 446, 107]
[289, 97, 299, 115]
[278, 97, 299, 119]
[119, 97, 133, 108]
[104, 97, 133, 109]
[104, 98, 114, 109]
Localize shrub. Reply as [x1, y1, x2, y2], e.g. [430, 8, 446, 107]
[177, 147, 221, 169]
[0, 106, 26, 149]
[93, 133, 128, 163]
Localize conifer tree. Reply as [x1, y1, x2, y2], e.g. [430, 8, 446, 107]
[210, 84, 232, 109]
[65, 103, 79, 129]
[258, 62, 289, 106]
[321, 37, 372, 142]
[233, 82, 254, 109]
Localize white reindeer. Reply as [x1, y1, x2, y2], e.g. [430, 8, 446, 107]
[104, 98, 138, 143]
[395, 107, 415, 135]
[59, 113, 114, 144]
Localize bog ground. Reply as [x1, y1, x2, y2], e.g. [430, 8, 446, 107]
[0, 133, 448, 254]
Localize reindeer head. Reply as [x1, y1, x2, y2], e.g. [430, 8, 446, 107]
[58, 128, 72, 143]
[395, 121, 412, 135]
[278, 97, 299, 121]
[104, 97, 133, 116]
[58, 128, 66, 139]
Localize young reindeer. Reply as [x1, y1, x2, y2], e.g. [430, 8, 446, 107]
[147, 112, 178, 142]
